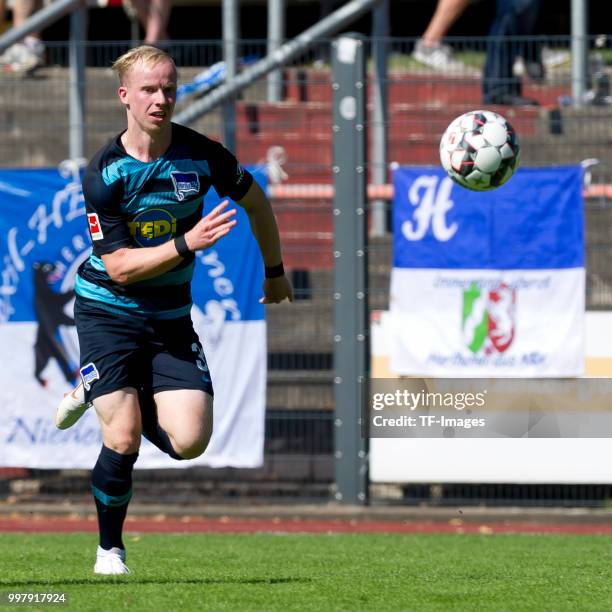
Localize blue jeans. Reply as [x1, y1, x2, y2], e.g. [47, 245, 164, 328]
[482, 0, 543, 102]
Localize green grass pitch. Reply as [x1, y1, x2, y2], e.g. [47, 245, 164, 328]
[2, 532, 612, 611]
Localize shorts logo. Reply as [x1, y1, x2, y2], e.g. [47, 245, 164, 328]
[171, 171, 200, 202]
[128, 209, 177, 247]
[87, 213, 104, 241]
[191, 342, 210, 382]
[80, 362, 100, 391]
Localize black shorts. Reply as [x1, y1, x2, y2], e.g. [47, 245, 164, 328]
[74, 297, 214, 403]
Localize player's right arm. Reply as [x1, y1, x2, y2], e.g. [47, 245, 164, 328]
[103, 202, 237, 284]
[84, 165, 236, 286]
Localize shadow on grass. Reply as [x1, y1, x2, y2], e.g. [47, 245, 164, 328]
[1, 577, 309, 587]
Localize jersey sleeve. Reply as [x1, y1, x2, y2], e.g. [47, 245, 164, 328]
[82, 167, 133, 256]
[208, 141, 254, 201]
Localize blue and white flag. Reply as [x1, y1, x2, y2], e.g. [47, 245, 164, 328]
[0, 161, 266, 469]
[390, 166, 585, 376]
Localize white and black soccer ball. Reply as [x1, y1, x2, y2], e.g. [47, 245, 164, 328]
[439, 110, 520, 191]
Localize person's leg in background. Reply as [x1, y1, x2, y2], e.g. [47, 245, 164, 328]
[0, 1, 7, 34]
[413, 0, 471, 72]
[420, 0, 470, 47]
[516, 0, 544, 82]
[128, 0, 172, 46]
[482, 0, 542, 105]
[0, 0, 45, 74]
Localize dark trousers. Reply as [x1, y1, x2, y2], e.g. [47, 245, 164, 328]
[482, 0, 543, 103]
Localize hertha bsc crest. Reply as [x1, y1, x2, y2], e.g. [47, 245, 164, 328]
[170, 171, 200, 202]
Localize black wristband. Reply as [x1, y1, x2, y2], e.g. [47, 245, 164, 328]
[265, 262, 285, 279]
[174, 234, 191, 258]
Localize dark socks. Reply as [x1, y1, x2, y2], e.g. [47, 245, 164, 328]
[91, 445, 138, 550]
[138, 389, 185, 461]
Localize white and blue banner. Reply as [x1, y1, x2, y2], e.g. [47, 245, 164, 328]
[390, 166, 585, 376]
[0, 161, 267, 469]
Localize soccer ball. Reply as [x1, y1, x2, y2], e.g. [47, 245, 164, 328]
[439, 110, 520, 191]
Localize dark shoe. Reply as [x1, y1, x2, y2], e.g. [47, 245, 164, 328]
[526, 60, 545, 82]
[485, 94, 540, 107]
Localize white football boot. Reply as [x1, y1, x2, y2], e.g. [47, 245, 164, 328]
[55, 382, 92, 430]
[94, 546, 130, 575]
[412, 39, 471, 74]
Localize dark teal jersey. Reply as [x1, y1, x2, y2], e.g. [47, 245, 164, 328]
[75, 123, 253, 319]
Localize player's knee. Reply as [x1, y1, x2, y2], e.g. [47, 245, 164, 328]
[175, 439, 206, 460]
[106, 428, 141, 455]
[177, 446, 204, 460]
[107, 437, 140, 455]
[174, 429, 212, 460]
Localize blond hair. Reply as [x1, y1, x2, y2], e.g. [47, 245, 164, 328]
[112, 45, 176, 83]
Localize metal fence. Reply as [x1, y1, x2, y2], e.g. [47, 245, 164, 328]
[2, 35, 612, 506]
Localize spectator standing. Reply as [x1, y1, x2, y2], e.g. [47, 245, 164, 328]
[0, 0, 45, 75]
[482, 0, 543, 105]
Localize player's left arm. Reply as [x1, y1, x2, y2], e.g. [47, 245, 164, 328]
[238, 181, 293, 304]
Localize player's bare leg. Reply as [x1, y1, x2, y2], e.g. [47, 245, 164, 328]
[155, 389, 213, 459]
[91, 388, 141, 575]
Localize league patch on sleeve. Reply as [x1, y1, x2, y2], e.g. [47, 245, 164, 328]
[87, 213, 104, 241]
[80, 362, 100, 391]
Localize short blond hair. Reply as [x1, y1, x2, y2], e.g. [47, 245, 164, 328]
[112, 45, 176, 84]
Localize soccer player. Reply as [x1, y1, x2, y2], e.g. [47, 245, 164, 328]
[55, 45, 293, 575]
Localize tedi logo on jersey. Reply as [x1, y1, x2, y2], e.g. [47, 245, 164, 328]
[462, 282, 516, 355]
[128, 209, 177, 247]
[170, 171, 200, 202]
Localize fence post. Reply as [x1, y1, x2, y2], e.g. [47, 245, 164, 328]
[222, 0, 238, 152]
[571, 0, 588, 107]
[332, 33, 369, 506]
[267, 0, 285, 102]
[69, 4, 86, 160]
[371, 0, 388, 236]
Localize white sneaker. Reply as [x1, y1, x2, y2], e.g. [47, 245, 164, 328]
[94, 546, 130, 575]
[55, 382, 92, 430]
[542, 47, 570, 69]
[0, 40, 43, 74]
[412, 39, 468, 74]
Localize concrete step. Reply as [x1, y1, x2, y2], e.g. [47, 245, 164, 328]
[233, 103, 544, 157]
[235, 101, 332, 134]
[282, 68, 571, 107]
[237, 138, 332, 166]
[267, 370, 334, 412]
[29, 453, 334, 497]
